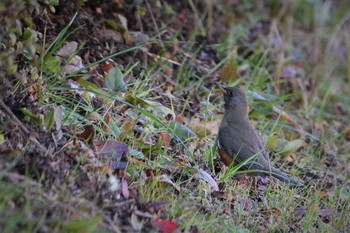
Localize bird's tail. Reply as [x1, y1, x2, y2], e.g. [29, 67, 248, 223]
[270, 168, 305, 187]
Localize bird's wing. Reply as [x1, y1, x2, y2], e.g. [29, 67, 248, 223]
[218, 124, 271, 171]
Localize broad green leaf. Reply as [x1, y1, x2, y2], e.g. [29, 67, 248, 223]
[278, 139, 304, 155]
[167, 121, 197, 140]
[44, 55, 60, 74]
[104, 67, 126, 91]
[61, 216, 102, 233]
[125, 95, 175, 118]
[129, 149, 145, 159]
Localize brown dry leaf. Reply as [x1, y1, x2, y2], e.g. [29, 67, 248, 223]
[78, 125, 95, 142]
[189, 119, 221, 138]
[175, 113, 184, 124]
[344, 126, 350, 141]
[27, 84, 39, 101]
[62, 55, 84, 75]
[106, 16, 132, 44]
[220, 46, 238, 82]
[129, 31, 149, 43]
[102, 113, 110, 133]
[56, 41, 78, 57]
[234, 176, 250, 188]
[122, 118, 137, 132]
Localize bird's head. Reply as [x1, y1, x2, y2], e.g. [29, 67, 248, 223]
[216, 82, 248, 118]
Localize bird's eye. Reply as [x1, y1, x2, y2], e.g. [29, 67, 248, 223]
[227, 91, 233, 97]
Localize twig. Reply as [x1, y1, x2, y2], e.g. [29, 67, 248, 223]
[0, 99, 48, 153]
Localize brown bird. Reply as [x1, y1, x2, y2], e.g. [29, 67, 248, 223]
[216, 83, 304, 187]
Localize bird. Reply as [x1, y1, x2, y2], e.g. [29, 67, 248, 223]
[216, 82, 304, 187]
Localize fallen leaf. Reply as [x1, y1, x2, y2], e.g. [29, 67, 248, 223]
[160, 132, 171, 146]
[104, 67, 126, 91]
[129, 149, 145, 159]
[168, 121, 197, 140]
[106, 18, 132, 44]
[189, 119, 221, 137]
[154, 218, 177, 233]
[278, 139, 304, 155]
[61, 216, 102, 233]
[62, 55, 84, 74]
[54, 106, 62, 130]
[95, 140, 129, 169]
[195, 168, 219, 191]
[96, 140, 129, 158]
[78, 125, 95, 142]
[220, 46, 237, 82]
[56, 41, 78, 57]
[121, 177, 129, 198]
[159, 174, 181, 192]
[130, 213, 143, 231]
[101, 63, 114, 73]
[44, 55, 60, 74]
[129, 31, 149, 43]
[175, 113, 184, 123]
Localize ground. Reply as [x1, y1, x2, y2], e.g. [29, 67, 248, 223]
[0, 1, 350, 232]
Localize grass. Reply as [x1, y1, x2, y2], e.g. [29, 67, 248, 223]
[1, 0, 350, 232]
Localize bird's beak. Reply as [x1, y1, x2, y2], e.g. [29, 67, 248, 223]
[215, 82, 227, 94]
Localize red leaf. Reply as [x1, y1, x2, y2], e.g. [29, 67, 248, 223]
[175, 114, 184, 123]
[101, 63, 113, 73]
[160, 132, 171, 147]
[154, 218, 177, 233]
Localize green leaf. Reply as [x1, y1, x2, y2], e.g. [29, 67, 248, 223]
[44, 110, 55, 131]
[167, 121, 197, 140]
[104, 67, 126, 91]
[61, 216, 102, 233]
[20, 108, 43, 126]
[278, 139, 304, 155]
[44, 55, 60, 74]
[129, 149, 145, 159]
[125, 94, 175, 118]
